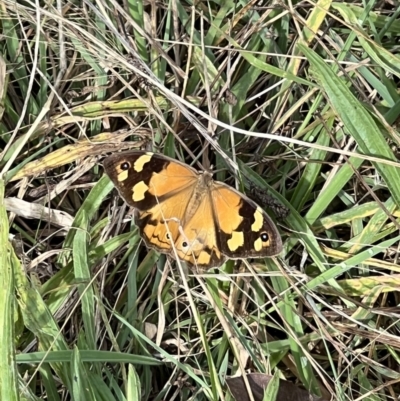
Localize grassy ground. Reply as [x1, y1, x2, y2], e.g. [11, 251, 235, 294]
[1, 0, 400, 400]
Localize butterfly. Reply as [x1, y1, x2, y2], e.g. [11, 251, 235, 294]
[103, 151, 282, 270]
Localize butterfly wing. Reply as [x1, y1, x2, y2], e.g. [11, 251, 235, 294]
[211, 182, 282, 259]
[172, 190, 225, 270]
[104, 151, 200, 254]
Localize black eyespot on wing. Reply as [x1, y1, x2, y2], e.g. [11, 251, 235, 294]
[121, 162, 130, 170]
[260, 232, 269, 242]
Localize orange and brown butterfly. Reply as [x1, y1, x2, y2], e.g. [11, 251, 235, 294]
[103, 151, 282, 270]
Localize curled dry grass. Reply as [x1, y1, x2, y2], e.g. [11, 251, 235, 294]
[1, 0, 400, 400]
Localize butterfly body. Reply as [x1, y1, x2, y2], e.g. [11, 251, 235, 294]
[104, 151, 282, 270]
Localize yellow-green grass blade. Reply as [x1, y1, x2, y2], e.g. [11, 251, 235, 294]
[71, 347, 96, 401]
[73, 211, 96, 351]
[17, 350, 161, 365]
[312, 201, 380, 232]
[0, 180, 18, 400]
[263, 370, 279, 401]
[127, 365, 141, 401]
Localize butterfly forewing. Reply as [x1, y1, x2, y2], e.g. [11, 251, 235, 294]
[103, 151, 198, 211]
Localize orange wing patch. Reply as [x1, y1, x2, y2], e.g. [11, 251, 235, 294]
[147, 162, 198, 198]
[210, 185, 243, 233]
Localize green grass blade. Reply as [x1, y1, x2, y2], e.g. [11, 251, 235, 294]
[0, 180, 18, 400]
[71, 347, 96, 401]
[127, 365, 141, 401]
[73, 211, 96, 350]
